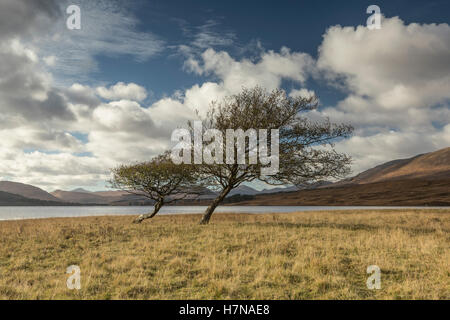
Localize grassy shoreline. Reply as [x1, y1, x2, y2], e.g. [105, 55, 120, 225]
[0, 209, 449, 299]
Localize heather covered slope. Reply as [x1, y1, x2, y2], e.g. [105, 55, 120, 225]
[232, 179, 450, 206]
[232, 147, 450, 206]
[51, 190, 115, 204]
[341, 147, 450, 185]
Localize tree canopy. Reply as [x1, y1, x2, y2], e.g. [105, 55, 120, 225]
[189, 87, 353, 224]
[110, 152, 199, 223]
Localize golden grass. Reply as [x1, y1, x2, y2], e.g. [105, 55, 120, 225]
[0, 209, 449, 300]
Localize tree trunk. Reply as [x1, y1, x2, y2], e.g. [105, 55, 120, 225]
[200, 185, 233, 225]
[133, 199, 163, 224]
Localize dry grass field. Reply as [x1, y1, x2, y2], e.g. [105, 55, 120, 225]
[0, 209, 448, 300]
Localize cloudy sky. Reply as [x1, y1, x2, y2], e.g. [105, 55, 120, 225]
[0, 0, 449, 191]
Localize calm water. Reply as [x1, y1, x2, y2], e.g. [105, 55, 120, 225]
[0, 206, 447, 221]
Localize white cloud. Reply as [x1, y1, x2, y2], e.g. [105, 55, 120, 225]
[0, 150, 110, 191]
[64, 83, 100, 108]
[96, 82, 148, 102]
[316, 17, 450, 173]
[0, 39, 74, 123]
[43, 55, 57, 66]
[0, 127, 85, 153]
[289, 88, 316, 99]
[79, 47, 319, 170]
[318, 17, 450, 110]
[186, 47, 314, 93]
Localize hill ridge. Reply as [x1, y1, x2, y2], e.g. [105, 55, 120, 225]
[0, 181, 61, 202]
[342, 147, 450, 185]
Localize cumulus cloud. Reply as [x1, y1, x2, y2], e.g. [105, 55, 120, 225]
[96, 82, 148, 102]
[92, 100, 155, 132]
[318, 17, 450, 111]
[0, 150, 110, 190]
[289, 88, 316, 99]
[316, 16, 450, 172]
[0, 0, 60, 40]
[0, 127, 85, 154]
[79, 46, 319, 169]
[186, 47, 315, 93]
[64, 83, 100, 108]
[0, 39, 75, 123]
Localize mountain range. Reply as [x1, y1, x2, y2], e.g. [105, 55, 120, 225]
[0, 147, 448, 206]
[0, 181, 61, 202]
[334, 147, 450, 185]
[234, 147, 450, 206]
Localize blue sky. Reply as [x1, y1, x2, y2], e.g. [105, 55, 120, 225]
[0, 0, 449, 191]
[94, 0, 450, 105]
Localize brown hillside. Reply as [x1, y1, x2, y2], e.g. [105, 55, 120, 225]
[0, 181, 61, 202]
[344, 147, 450, 184]
[51, 190, 122, 204]
[92, 190, 129, 197]
[232, 179, 450, 206]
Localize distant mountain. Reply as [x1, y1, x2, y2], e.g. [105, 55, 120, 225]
[228, 185, 259, 196]
[231, 179, 450, 206]
[0, 190, 74, 206]
[51, 186, 217, 205]
[258, 181, 333, 194]
[229, 147, 450, 206]
[0, 177, 330, 206]
[0, 181, 61, 202]
[259, 186, 299, 194]
[227, 181, 331, 197]
[337, 147, 450, 185]
[52, 183, 329, 203]
[51, 190, 112, 204]
[92, 190, 129, 197]
[3, 148, 448, 207]
[227, 185, 301, 197]
[70, 188, 92, 193]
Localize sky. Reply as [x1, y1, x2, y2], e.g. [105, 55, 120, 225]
[0, 0, 449, 191]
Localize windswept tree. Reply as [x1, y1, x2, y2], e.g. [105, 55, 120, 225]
[110, 152, 200, 223]
[174, 87, 353, 224]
